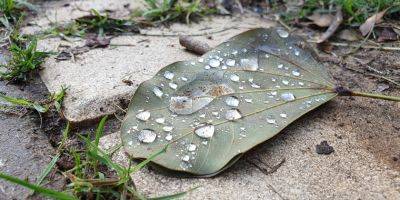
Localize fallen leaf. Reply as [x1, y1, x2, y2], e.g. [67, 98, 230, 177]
[377, 27, 398, 42]
[316, 7, 343, 43]
[121, 28, 337, 176]
[307, 13, 334, 27]
[359, 9, 387, 36]
[337, 29, 360, 41]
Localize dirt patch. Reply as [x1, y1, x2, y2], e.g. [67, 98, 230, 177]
[322, 48, 400, 172]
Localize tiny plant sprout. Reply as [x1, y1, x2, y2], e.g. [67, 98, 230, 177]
[121, 28, 400, 176]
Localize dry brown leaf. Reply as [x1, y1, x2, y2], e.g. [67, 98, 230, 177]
[316, 7, 343, 43]
[307, 13, 334, 27]
[359, 9, 387, 36]
[337, 29, 360, 41]
[377, 27, 398, 42]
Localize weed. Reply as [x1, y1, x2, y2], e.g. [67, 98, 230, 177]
[0, 117, 197, 199]
[75, 9, 139, 36]
[0, 0, 36, 27]
[0, 93, 48, 113]
[281, 0, 399, 24]
[50, 86, 68, 113]
[0, 37, 49, 82]
[140, 0, 216, 24]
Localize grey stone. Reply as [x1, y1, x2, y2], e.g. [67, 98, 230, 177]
[0, 81, 64, 199]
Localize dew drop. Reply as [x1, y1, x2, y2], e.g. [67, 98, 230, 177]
[155, 118, 165, 124]
[226, 59, 236, 67]
[198, 58, 204, 63]
[282, 80, 289, 85]
[153, 86, 163, 98]
[182, 155, 190, 162]
[266, 118, 276, 124]
[163, 126, 173, 132]
[278, 64, 283, 69]
[225, 109, 242, 121]
[136, 110, 150, 121]
[244, 98, 253, 103]
[292, 69, 300, 76]
[230, 74, 240, 82]
[164, 71, 174, 80]
[240, 58, 259, 71]
[281, 92, 296, 101]
[169, 82, 178, 90]
[165, 134, 172, 141]
[251, 82, 261, 88]
[280, 113, 287, 118]
[204, 65, 211, 70]
[209, 59, 221, 68]
[181, 77, 188, 81]
[138, 129, 157, 143]
[276, 29, 289, 38]
[195, 124, 215, 138]
[188, 144, 197, 151]
[225, 96, 239, 107]
[294, 49, 300, 56]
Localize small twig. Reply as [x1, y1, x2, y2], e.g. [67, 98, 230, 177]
[274, 14, 291, 32]
[317, 6, 343, 43]
[139, 27, 237, 37]
[308, 40, 400, 51]
[179, 36, 211, 55]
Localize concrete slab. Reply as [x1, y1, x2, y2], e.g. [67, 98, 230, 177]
[34, 10, 275, 123]
[99, 99, 400, 200]
[0, 80, 64, 199]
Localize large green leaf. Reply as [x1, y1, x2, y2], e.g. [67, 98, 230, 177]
[121, 28, 337, 176]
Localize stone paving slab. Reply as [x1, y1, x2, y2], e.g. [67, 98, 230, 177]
[99, 106, 400, 200]
[0, 80, 64, 199]
[34, 10, 274, 123]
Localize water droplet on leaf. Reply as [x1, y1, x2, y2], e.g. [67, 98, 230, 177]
[153, 86, 163, 98]
[281, 92, 296, 101]
[276, 29, 289, 38]
[164, 71, 174, 80]
[136, 110, 151, 121]
[225, 109, 242, 120]
[195, 124, 215, 139]
[138, 129, 157, 143]
[209, 59, 220, 68]
[225, 96, 239, 107]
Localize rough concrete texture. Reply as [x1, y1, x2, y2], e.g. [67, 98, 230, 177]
[99, 99, 400, 200]
[23, 0, 275, 123]
[0, 80, 64, 199]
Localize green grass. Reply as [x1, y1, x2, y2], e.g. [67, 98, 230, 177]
[139, 0, 216, 24]
[0, 93, 48, 113]
[0, 0, 37, 27]
[50, 86, 68, 113]
[282, 0, 399, 24]
[0, 37, 49, 82]
[0, 117, 197, 199]
[43, 9, 139, 38]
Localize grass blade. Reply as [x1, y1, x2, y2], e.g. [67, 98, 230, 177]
[149, 186, 199, 200]
[95, 116, 108, 147]
[36, 153, 60, 186]
[0, 172, 76, 200]
[128, 145, 168, 174]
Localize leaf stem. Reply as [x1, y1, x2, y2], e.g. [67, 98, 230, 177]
[334, 86, 400, 102]
[350, 91, 400, 102]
